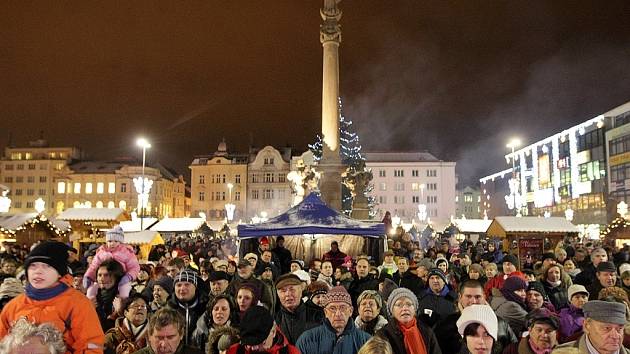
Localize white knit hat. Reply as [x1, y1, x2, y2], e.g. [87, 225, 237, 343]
[456, 304, 498, 341]
[106, 225, 125, 243]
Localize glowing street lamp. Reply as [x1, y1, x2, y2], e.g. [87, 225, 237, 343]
[136, 137, 151, 230]
[506, 138, 521, 216]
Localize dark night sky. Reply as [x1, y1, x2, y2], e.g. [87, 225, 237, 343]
[2, 1, 630, 185]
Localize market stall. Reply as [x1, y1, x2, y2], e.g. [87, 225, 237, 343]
[449, 218, 493, 244]
[58, 208, 130, 253]
[601, 216, 630, 248]
[125, 230, 164, 261]
[486, 216, 579, 269]
[0, 213, 70, 246]
[149, 217, 210, 241]
[237, 193, 386, 264]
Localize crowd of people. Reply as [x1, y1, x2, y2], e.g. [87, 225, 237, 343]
[0, 226, 629, 354]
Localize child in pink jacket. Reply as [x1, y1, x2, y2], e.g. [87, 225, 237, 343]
[83, 225, 140, 299]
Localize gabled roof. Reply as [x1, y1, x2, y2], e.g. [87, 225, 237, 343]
[125, 230, 164, 245]
[0, 213, 39, 230]
[364, 151, 442, 163]
[119, 218, 159, 232]
[58, 208, 128, 221]
[487, 216, 579, 237]
[451, 219, 492, 233]
[149, 218, 206, 232]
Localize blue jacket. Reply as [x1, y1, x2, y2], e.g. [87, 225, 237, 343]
[296, 318, 371, 354]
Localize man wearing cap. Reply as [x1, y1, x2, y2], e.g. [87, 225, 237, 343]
[504, 308, 559, 354]
[484, 254, 525, 299]
[587, 261, 619, 299]
[296, 286, 370, 354]
[227, 258, 272, 310]
[244, 253, 259, 269]
[208, 271, 231, 301]
[274, 273, 324, 344]
[272, 236, 293, 275]
[322, 241, 347, 270]
[575, 247, 609, 288]
[227, 306, 299, 354]
[554, 300, 630, 354]
[167, 269, 208, 347]
[558, 284, 589, 342]
[417, 268, 457, 328]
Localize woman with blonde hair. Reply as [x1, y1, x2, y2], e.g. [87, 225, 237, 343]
[541, 263, 572, 310]
[357, 336, 393, 354]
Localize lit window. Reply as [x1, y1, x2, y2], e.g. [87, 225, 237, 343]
[84, 201, 92, 208]
[119, 200, 127, 209]
[56, 201, 64, 214]
[108, 182, 115, 193]
[107, 201, 115, 208]
[96, 182, 104, 194]
[85, 183, 93, 194]
[74, 183, 81, 194]
[73, 201, 81, 208]
[96, 201, 103, 208]
[57, 182, 66, 194]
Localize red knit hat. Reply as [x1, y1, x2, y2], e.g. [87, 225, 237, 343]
[322, 286, 352, 307]
[260, 237, 269, 245]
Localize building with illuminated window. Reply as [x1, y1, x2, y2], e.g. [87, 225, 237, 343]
[456, 186, 482, 219]
[246, 146, 292, 220]
[53, 160, 187, 218]
[480, 100, 630, 231]
[365, 151, 456, 225]
[0, 139, 83, 214]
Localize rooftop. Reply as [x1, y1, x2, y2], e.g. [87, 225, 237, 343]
[364, 151, 442, 163]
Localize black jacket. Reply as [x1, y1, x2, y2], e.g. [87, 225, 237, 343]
[416, 287, 458, 328]
[274, 301, 324, 345]
[574, 263, 596, 287]
[377, 318, 442, 354]
[393, 271, 425, 296]
[167, 292, 209, 347]
[348, 275, 379, 309]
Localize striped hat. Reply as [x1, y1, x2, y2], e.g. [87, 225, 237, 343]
[173, 270, 198, 287]
[322, 286, 352, 307]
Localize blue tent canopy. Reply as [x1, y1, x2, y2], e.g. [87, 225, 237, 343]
[237, 193, 385, 238]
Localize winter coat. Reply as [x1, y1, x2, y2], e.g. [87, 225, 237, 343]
[484, 272, 525, 300]
[354, 315, 388, 335]
[553, 334, 630, 354]
[376, 318, 442, 354]
[86, 244, 140, 282]
[227, 275, 273, 311]
[574, 263, 596, 288]
[132, 342, 203, 354]
[502, 336, 538, 354]
[542, 281, 569, 310]
[271, 246, 293, 275]
[226, 328, 300, 354]
[558, 305, 584, 343]
[394, 271, 425, 296]
[416, 286, 458, 328]
[105, 317, 148, 354]
[348, 275, 379, 309]
[296, 318, 371, 354]
[490, 292, 527, 337]
[317, 273, 334, 288]
[322, 250, 347, 270]
[433, 310, 517, 354]
[274, 301, 324, 344]
[0, 275, 105, 354]
[167, 292, 208, 347]
[191, 313, 234, 352]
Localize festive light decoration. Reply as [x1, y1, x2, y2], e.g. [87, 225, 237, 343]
[133, 177, 153, 215]
[0, 190, 11, 213]
[618, 201, 628, 219]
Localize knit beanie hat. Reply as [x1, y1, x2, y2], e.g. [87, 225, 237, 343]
[24, 241, 70, 277]
[387, 287, 418, 317]
[457, 304, 498, 340]
[527, 281, 548, 301]
[321, 286, 352, 307]
[427, 268, 448, 284]
[240, 306, 274, 345]
[106, 225, 125, 243]
[502, 254, 519, 269]
[436, 258, 449, 271]
[308, 281, 331, 300]
[153, 276, 174, 294]
[237, 282, 260, 304]
[500, 276, 528, 307]
[173, 270, 198, 288]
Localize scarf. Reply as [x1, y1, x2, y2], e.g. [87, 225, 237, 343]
[398, 318, 428, 354]
[358, 316, 381, 335]
[25, 282, 68, 301]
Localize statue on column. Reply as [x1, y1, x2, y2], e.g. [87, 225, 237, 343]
[343, 161, 372, 219]
[320, 0, 342, 43]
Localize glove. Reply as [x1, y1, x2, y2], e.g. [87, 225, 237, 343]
[83, 276, 94, 289]
[118, 274, 133, 286]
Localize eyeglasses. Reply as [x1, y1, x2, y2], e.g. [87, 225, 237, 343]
[325, 305, 350, 314]
[128, 305, 147, 311]
[393, 302, 415, 309]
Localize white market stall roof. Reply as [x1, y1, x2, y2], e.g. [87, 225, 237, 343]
[487, 216, 579, 238]
[119, 218, 159, 232]
[0, 213, 71, 235]
[451, 219, 493, 234]
[125, 230, 164, 245]
[149, 218, 206, 232]
[425, 221, 450, 233]
[58, 208, 129, 221]
[206, 220, 227, 231]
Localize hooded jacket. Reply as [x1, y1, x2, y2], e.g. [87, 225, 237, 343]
[296, 318, 370, 354]
[0, 275, 104, 354]
[167, 291, 208, 347]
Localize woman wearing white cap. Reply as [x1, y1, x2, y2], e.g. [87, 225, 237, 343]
[456, 304, 498, 354]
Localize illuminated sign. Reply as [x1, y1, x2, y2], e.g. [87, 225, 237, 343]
[609, 151, 630, 167]
[538, 154, 550, 185]
[534, 188, 554, 207]
[557, 157, 570, 169]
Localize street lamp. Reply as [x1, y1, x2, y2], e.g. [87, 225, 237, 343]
[506, 138, 521, 216]
[136, 138, 151, 230]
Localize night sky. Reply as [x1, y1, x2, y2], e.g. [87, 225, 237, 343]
[2, 1, 630, 185]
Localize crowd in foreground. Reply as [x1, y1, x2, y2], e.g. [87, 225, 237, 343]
[0, 227, 629, 354]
